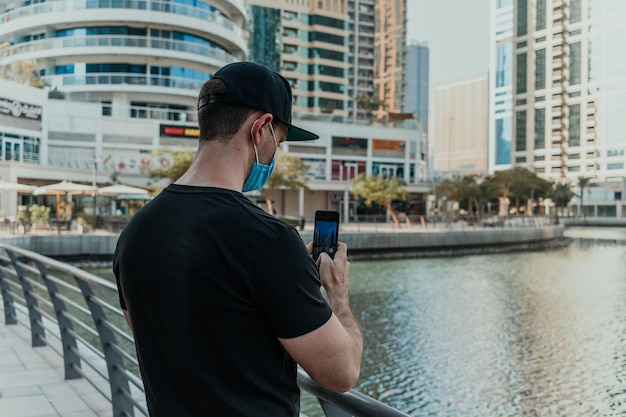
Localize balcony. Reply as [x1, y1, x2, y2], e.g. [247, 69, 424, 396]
[41, 72, 205, 96]
[0, 35, 238, 68]
[0, 1, 246, 54]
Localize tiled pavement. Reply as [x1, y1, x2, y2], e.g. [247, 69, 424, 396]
[0, 323, 113, 417]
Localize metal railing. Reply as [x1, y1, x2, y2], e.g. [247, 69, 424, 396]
[0, 244, 410, 417]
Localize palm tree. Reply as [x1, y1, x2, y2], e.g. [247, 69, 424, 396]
[576, 176, 593, 217]
[350, 173, 408, 228]
[553, 182, 575, 216]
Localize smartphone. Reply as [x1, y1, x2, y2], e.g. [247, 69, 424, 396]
[313, 210, 340, 261]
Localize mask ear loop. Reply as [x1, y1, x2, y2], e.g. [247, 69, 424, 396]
[269, 123, 279, 152]
[250, 119, 260, 163]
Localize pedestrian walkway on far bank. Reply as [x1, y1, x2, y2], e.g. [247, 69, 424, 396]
[0, 318, 112, 417]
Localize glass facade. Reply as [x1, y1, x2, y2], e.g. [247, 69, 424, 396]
[536, 0, 546, 31]
[496, 117, 512, 165]
[516, 53, 527, 93]
[568, 104, 581, 147]
[248, 6, 282, 71]
[496, 43, 513, 88]
[515, 111, 527, 151]
[535, 49, 545, 90]
[534, 108, 545, 149]
[570, 42, 581, 85]
[516, 0, 527, 36]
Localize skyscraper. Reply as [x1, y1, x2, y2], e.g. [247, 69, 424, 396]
[404, 40, 429, 134]
[373, 0, 407, 118]
[497, 0, 626, 183]
[489, 0, 515, 172]
[247, 0, 350, 118]
[347, 0, 376, 123]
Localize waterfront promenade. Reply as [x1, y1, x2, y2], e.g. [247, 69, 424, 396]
[0, 318, 112, 417]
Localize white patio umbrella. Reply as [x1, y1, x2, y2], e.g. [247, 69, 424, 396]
[0, 179, 36, 220]
[33, 180, 97, 232]
[0, 179, 36, 192]
[97, 184, 149, 196]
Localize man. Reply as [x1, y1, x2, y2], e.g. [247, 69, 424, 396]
[113, 62, 363, 416]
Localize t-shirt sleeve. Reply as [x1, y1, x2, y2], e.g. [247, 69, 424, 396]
[251, 227, 332, 339]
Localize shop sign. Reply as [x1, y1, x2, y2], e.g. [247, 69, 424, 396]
[0, 98, 42, 120]
[159, 124, 200, 138]
[372, 139, 406, 152]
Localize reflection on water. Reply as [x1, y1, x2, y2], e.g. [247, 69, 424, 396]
[344, 232, 626, 416]
[88, 229, 626, 417]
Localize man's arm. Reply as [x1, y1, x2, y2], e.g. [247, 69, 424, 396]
[279, 242, 363, 392]
[122, 309, 132, 332]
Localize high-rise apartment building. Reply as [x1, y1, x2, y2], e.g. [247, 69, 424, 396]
[247, 0, 350, 118]
[404, 40, 429, 134]
[493, 0, 626, 184]
[489, 0, 515, 173]
[373, 0, 406, 118]
[347, 0, 375, 123]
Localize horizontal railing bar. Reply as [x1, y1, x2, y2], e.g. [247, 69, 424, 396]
[70, 364, 112, 402]
[67, 330, 106, 361]
[117, 384, 149, 415]
[64, 313, 99, 339]
[69, 346, 109, 381]
[56, 294, 92, 317]
[109, 343, 139, 368]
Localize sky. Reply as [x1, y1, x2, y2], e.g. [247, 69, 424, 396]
[406, 0, 491, 87]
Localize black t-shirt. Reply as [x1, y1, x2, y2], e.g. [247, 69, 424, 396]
[113, 185, 332, 416]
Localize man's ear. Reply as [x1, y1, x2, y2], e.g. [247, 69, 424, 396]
[250, 113, 274, 144]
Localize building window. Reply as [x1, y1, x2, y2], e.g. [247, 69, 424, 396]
[496, 117, 512, 165]
[517, 0, 528, 36]
[570, 42, 581, 85]
[496, 43, 513, 88]
[535, 108, 545, 149]
[283, 61, 298, 71]
[568, 166, 580, 172]
[569, 104, 581, 146]
[516, 53, 527, 93]
[535, 49, 545, 89]
[536, 0, 546, 30]
[570, 0, 582, 23]
[608, 163, 625, 170]
[516, 111, 527, 151]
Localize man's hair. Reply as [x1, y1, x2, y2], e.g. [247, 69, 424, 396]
[197, 78, 255, 141]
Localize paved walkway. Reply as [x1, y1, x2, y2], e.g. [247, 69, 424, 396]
[0, 320, 112, 417]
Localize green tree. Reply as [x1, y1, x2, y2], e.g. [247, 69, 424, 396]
[455, 175, 482, 216]
[488, 167, 552, 215]
[265, 150, 310, 214]
[576, 176, 595, 217]
[552, 182, 575, 215]
[350, 173, 408, 228]
[148, 148, 195, 182]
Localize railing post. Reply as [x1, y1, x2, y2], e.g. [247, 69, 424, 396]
[33, 260, 82, 379]
[75, 278, 134, 417]
[7, 250, 46, 346]
[0, 254, 17, 325]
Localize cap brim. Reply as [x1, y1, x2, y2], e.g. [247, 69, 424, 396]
[286, 124, 319, 141]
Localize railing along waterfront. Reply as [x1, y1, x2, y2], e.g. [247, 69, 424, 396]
[0, 244, 409, 417]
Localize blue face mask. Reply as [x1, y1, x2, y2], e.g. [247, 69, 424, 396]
[242, 122, 278, 192]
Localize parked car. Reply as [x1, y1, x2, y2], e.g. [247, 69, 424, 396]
[246, 195, 306, 230]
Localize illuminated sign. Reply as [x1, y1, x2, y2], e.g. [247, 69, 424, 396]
[159, 124, 200, 138]
[372, 139, 406, 152]
[0, 98, 42, 120]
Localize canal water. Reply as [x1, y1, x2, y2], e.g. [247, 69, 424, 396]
[303, 227, 625, 417]
[87, 227, 626, 417]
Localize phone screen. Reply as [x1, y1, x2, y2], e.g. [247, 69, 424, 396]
[313, 210, 339, 261]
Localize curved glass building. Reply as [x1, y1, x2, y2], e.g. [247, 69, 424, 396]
[0, 0, 247, 120]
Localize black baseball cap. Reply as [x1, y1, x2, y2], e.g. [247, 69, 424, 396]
[197, 62, 319, 141]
